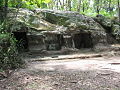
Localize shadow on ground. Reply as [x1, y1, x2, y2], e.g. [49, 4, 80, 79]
[1, 57, 120, 90]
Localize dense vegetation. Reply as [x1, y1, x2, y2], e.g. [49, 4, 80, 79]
[0, 0, 120, 17]
[0, 0, 25, 77]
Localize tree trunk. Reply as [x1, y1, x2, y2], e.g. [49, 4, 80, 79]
[4, 0, 8, 20]
[63, 0, 65, 9]
[77, 0, 81, 12]
[58, 0, 62, 10]
[83, 3, 85, 12]
[67, 0, 71, 11]
[118, 0, 120, 22]
[56, 0, 59, 10]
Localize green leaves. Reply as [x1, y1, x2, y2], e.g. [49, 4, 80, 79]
[0, 0, 4, 7]
[0, 0, 120, 18]
[0, 0, 51, 9]
[43, 0, 51, 3]
[0, 25, 25, 77]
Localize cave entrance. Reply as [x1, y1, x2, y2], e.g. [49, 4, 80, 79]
[73, 33, 93, 49]
[45, 34, 64, 50]
[13, 32, 28, 51]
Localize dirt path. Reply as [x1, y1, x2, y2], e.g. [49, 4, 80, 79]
[1, 56, 120, 90]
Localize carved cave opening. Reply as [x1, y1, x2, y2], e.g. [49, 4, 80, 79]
[13, 32, 28, 51]
[73, 33, 93, 49]
[45, 34, 64, 50]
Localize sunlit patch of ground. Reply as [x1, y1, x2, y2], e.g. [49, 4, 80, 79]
[29, 56, 120, 73]
[1, 45, 120, 90]
[1, 56, 120, 90]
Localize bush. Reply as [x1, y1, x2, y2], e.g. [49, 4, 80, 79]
[0, 33, 25, 77]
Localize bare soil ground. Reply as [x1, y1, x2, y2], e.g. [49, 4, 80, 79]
[1, 46, 120, 90]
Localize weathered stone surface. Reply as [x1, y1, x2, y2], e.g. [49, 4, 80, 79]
[7, 8, 56, 32]
[1, 8, 112, 51]
[93, 15, 120, 43]
[112, 24, 120, 35]
[93, 15, 112, 29]
[37, 9, 106, 32]
[27, 35, 46, 51]
[36, 9, 108, 48]
[112, 24, 120, 41]
[111, 17, 120, 25]
[6, 8, 107, 34]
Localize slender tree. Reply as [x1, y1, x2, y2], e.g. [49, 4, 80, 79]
[68, 0, 71, 11]
[118, 0, 120, 22]
[4, 0, 8, 18]
[77, 0, 81, 12]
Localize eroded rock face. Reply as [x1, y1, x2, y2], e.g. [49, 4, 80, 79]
[93, 15, 112, 29]
[7, 8, 56, 32]
[112, 24, 120, 41]
[36, 9, 108, 48]
[112, 24, 120, 35]
[1, 8, 113, 51]
[36, 9, 106, 32]
[93, 15, 120, 43]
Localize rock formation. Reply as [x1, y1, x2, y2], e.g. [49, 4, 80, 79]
[0, 8, 119, 51]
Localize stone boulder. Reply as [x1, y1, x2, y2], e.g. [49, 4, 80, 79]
[112, 24, 120, 41]
[93, 15, 120, 43]
[93, 15, 112, 33]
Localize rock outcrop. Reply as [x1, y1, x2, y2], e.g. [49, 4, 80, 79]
[1, 8, 119, 51]
[93, 15, 120, 43]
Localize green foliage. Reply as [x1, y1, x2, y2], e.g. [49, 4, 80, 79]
[0, 21, 25, 77]
[81, 8, 97, 17]
[0, 0, 119, 18]
[0, 0, 51, 10]
[0, 33, 25, 69]
[7, 0, 51, 9]
[0, 21, 9, 33]
[0, 0, 4, 7]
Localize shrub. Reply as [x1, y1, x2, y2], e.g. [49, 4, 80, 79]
[0, 33, 25, 77]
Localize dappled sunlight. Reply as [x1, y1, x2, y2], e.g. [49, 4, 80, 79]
[28, 57, 120, 73]
[1, 56, 120, 90]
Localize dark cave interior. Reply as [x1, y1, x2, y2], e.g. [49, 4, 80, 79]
[73, 33, 93, 49]
[13, 32, 28, 51]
